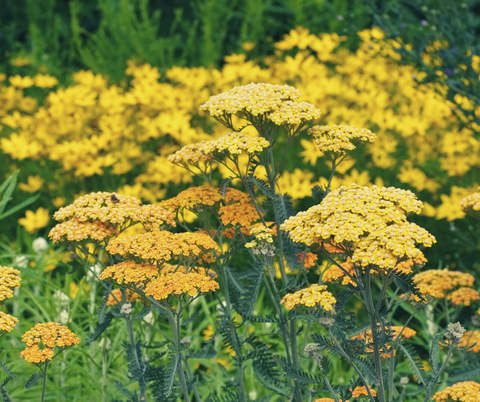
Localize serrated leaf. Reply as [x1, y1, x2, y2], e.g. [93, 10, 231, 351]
[398, 343, 427, 385]
[25, 373, 43, 389]
[0, 361, 15, 380]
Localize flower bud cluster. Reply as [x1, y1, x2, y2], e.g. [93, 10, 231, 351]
[245, 225, 276, 257]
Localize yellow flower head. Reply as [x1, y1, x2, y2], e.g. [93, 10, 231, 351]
[33, 74, 59, 88]
[106, 231, 218, 264]
[100, 261, 159, 285]
[20, 344, 55, 364]
[200, 82, 301, 118]
[432, 381, 480, 402]
[269, 101, 321, 128]
[281, 184, 435, 270]
[351, 386, 377, 398]
[219, 202, 262, 227]
[0, 311, 19, 335]
[54, 192, 175, 231]
[308, 125, 376, 160]
[18, 208, 50, 233]
[447, 287, 480, 306]
[21, 322, 81, 348]
[200, 132, 270, 157]
[280, 284, 336, 311]
[144, 272, 219, 300]
[18, 175, 44, 192]
[0, 266, 21, 301]
[460, 187, 480, 220]
[159, 185, 224, 213]
[457, 331, 480, 353]
[49, 218, 119, 244]
[412, 269, 475, 298]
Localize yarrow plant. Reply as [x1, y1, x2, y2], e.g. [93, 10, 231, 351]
[0, 80, 466, 402]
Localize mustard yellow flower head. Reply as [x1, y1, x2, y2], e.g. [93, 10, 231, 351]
[200, 82, 301, 117]
[21, 322, 80, 363]
[269, 101, 321, 127]
[447, 287, 480, 306]
[49, 218, 119, 244]
[281, 184, 435, 269]
[54, 192, 175, 231]
[159, 185, 223, 213]
[0, 311, 19, 335]
[219, 202, 262, 227]
[460, 187, 480, 220]
[0, 266, 22, 301]
[200, 132, 270, 156]
[351, 386, 377, 398]
[432, 381, 480, 402]
[144, 272, 219, 301]
[412, 269, 475, 298]
[100, 261, 159, 285]
[308, 125, 376, 159]
[280, 284, 336, 311]
[106, 231, 218, 264]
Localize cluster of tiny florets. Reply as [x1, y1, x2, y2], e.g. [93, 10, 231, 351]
[280, 284, 336, 311]
[412, 269, 475, 298]
[167, 143, 213, 166]
[0, 266, 22, 301]
[99, 261, 159, 285]
[432, 381, 480, 402]
[49, 218, 119, 243]
[281, 184, 435, 269]
[295, 252, 318, 268]
[21, 322, 80, 363]
[144, 272, 219, 300]
[245, 225, 276, 257]
[460, 187, 480, 220]
[201, 132, 270, 156]
[308, 125, 376, 158]
[219, 203, 262, 227]
[269, 101, 321, 126]
[53, 192, 175, 231]
[447, 287, 480, 306]
[106, 231, 218, 264]
[200, 83, 301, 117]
[0, 311, 19, 334]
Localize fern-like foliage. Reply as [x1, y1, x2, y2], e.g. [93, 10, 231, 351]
[397, 342, 427, 385]
[25, 373, 43, 389]
[274, 356, 324, 386]
[114, 380, 139, 401]
[145, 359, 180, 402]
[209, 387, 239, 402]
[86, 311, 115, 343]
[234, 261, 265, 316]
[310, 333, 341, 356]
[447, 360, 480, 382]
[0, 387, 14, 402]
[123, 340, 146, 393]
[390, 270, 425, 302]
[247, 175, 275, 199]
[0, 362, 15, 380]
[246, 337, 290, 397]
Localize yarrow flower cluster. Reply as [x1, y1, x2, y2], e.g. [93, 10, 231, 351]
[281, 184, 435, 269]
[20, 322, 80, 363]
[49, 218, 119, 243]
[431, 381, 480, 401]
[100, 261, 159, 285]
[219, 202, 262, 227]
[200, 83, 301, 117]
[412, 269, 475, 299]
[280, 284, 336, 311]
[144, 272, 219, 301]
[245, 225, 276, 257]
[106, 231, 218, 264]
[460, 187, 480, 220]
[0, 266, 21, 301]
[268, 101, 321, 127]
[295, 252, 318, 268]
[0, 311, 19, 335]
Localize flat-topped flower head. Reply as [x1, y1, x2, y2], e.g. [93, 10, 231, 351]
[460, 187, 480, 220]
[106, 231, 218, 264]
[280, 284, 336, 311]
[21, 344, 55, 364]
[281, 184, 435, 269]
[351, 386, 377, 398]
[245, 225, 276, 257]
[412, 269, 475, 298]
[219, 202, 262, 227]
[159, 186, 223, 213]
[100, 261, 159, 285]
[432, 381, 480, 401]
[0, 311, 19, 335]
[49, 218, 119, 244]
[167, 143, 214, 173]
[0, 266, 22, 301]
[308, 125, 376, 160]
[21, 322, 80, 353]
[53, 192, 175, 231]
[269, 101, 321, 130]
[200, 83, 301, 118]
[447, 287, 480, 306]
[144, 272, 219, 301]
[201, 132, 270, 157]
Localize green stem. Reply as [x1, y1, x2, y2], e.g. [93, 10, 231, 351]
[41, 362, 48, 402]
[422, 344, 454, 402]
[183, 355, 202, 402]
[314, 356, 340, 402]
[364, 269, 386, 402]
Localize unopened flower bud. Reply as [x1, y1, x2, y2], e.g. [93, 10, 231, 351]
[400, 377, 409, 387]
[304, 343, 320, 358]
[445, 322, 466, 344]
[319, 317, 335, 329]
[121, 302, 133, 316]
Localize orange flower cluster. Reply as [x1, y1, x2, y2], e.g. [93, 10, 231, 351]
[281, 184, 435, 270]
[53, 191, 175, 231]
[159, 185, 223, 213]
[447, 287, 480, 306]
[432, 381, 480, 402]
[21, 322, 80, 363]
[49, 218, 119, 243]
[458, 331, 480, 353]
[219, 203, 262, 227]
[295, 252, 318, 268]
[0, 311, 19, 334]
[412, 269, 475, 299]
[308, 125, 376, 159]
[0, 266, 21, 301]
[106, 289, 140, 306]
[106, 231, 218, 264]
[280, 284, 336, 311]
[144, 272, 219, 300]
[100, 261, 159, 285]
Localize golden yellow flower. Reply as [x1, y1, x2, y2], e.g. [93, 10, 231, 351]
[219, 202, 262, 227]
[432, 381, 480, 402]
[0, 311, 19, 334]
[100, 261, 159, 284]
[9, 75, 34, 88]
[460, 187, 480, 220]
[0, 266, 22, 301]
[106, 231, 218, 264]
[269, 101, 321, 127]
[280, 284, 336, 311]
[20, 344, 54, 363]
[144, 272, 219, 300]
[49, 218, 119, 244]
[18, 175, 44, 192]
[447, 287, 480, 306]
[159, 185, 224, 213]
[33, 74, 59, 88]
[351, 386, 377, 398]
[21, 322, 80, 349]
[458, 331, 480, 353]
[18, 208, 50, 233]
[412, 269, 475, 298]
